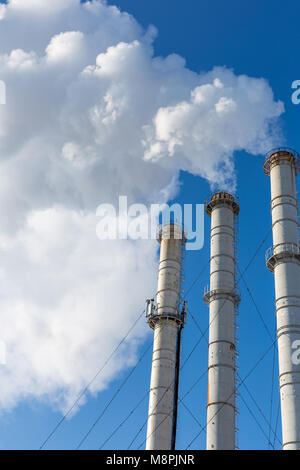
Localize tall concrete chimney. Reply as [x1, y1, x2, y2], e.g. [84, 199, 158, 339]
[264, 148, 300, 450]
[145, 223, 186, 450]
[204, 192, 240, 450]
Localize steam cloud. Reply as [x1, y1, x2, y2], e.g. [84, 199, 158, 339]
[0, 0, 283, 412]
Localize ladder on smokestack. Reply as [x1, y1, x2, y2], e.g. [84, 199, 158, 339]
[171, 240, 187, 450]
[234, 211, 240, 450]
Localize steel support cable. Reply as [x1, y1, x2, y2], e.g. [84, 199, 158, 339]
[238, 222, 291, 449]
[169, 258, 209, 389]
[185, 337, 277, 449]
[178, 398, 205, 434]
[237, 374, 281, 447]
[239, 392, 272, 445]
[175, 372, 208, 441]
[183, 260, 210, 298]
[268, 324, 277, 449]
[180, 369, 208, 402]
[273, 400, 281, 449]
[173, 347, 208, 447]
[39, 306, 150, 450]
[238, 267, 273, 342]
[181, 311, 207, 368]
[98, 391, 149, 450]
[76, 340, 153, 449]
[237, 265, 279, 447]
[127, 416, 147, 450]
[243, 227, 272, 274]
[234, 270, 281, 446]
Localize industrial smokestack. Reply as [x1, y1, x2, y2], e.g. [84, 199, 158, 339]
[264, 148, 300, 450]
[204, 192, 240, 450]
[145, 223, 186, 450]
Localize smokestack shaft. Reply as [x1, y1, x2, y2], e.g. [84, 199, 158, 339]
[146, 224, 185, 450]
[204, 193, 239, 450]
[265, 149, 300, 450]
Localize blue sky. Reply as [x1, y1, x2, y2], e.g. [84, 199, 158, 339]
[0, 0, 299, 450]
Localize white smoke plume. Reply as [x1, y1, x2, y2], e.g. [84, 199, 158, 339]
[0, 0, 283, 412]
